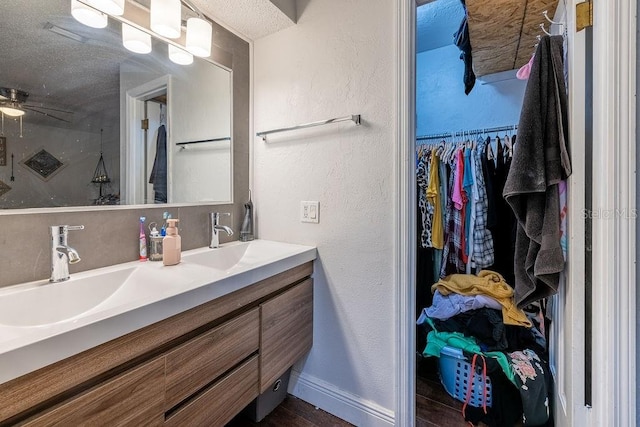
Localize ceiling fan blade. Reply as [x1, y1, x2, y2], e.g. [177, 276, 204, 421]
[22, 106, 72, 123]
[23, 103, 74, 114]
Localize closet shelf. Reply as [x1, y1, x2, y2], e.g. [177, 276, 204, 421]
[466, 0, 560, 76]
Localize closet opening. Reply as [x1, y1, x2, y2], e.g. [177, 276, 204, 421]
[413, 1, 571, 425]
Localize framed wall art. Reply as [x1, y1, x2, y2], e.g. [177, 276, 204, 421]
[20, 148, 66, 181]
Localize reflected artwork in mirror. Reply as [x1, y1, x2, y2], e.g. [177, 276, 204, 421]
[0, 0, 232, 209]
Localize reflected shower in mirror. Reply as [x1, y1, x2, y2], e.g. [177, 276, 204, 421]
[0, 0, 232, 209]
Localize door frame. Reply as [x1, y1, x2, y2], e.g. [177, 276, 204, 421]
[122, 75, 172, 205]
[590, 0, 637, 425]
[394, 0, 637, 425]
[395, 1, 416, 426]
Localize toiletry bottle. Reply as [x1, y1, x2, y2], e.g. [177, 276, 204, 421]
[161, 212, 171, 237]
[162, 218, 181, 266]
[240, 191, 254, 241]
[139, 217, 148, 261]
[148, 223, 163, 262]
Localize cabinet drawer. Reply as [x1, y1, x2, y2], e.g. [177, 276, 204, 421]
[165, 308, 259, 411]
[165, 355, 259, 427]
[23, 358, 165, 427]
[260, 279, 313, 392]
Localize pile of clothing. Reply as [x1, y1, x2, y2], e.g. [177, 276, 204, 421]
[417, 270, 551, 427]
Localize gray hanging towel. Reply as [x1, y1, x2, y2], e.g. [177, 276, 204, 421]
[149, 124, 167, 203]
[503, 35, 571, 307]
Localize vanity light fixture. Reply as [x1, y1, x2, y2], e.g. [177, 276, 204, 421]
[168, 44, 194, 65]
[0, 105, 26, 117]
[88, 0, 125, 16]
[186, 17, 212, 57]
[71, 0, 108, 28]
[122, 23, 152, 54]
[150, 0, 182, 39]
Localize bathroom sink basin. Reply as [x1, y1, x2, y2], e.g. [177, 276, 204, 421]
[0, 267, 136, 327]
[183, 242, 250, 271]
[182, 240, 308, 273]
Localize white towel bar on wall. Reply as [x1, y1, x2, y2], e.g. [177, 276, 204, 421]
[257, 114, 361, 142]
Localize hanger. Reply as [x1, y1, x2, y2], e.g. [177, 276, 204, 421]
[542, 9, 567, 37]
[436, 139, 446, 158]
[504, 126, 514, 158]
[539, 23, 552, 36]
[486, 134, 495, 162]
[159, 104, 166, 126]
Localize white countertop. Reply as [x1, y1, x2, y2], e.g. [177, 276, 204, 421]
[0, 239, 316, 385]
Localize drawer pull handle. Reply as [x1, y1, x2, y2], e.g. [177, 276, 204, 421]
[273, 379, 282, 392]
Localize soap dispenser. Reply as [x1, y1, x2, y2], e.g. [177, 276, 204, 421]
[163, 218, 181, 266]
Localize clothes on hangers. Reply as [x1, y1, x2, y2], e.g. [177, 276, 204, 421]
[416, 131, 509, 280]
[471, 137, 494, 269]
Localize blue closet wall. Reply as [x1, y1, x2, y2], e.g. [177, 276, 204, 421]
[416, 44, 528, 136]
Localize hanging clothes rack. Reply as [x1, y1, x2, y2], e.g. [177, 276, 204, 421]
[257, 114, 361, 142]
[416, 125, 517, 143]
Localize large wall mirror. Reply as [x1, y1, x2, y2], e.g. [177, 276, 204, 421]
[0, 0, 232, 209]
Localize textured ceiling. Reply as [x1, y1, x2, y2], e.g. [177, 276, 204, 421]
[190, 0, 297, 41]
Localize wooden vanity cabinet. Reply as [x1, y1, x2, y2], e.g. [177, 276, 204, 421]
[260, 278, 313, 392]
[164, 308, 260, 411]
[22, 358, 166, 427]
[0, 262, 313, 427]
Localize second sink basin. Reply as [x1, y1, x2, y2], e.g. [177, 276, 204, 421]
[182, 242, 249, 271]
[182, 240, 307, 272]
[0, 267, 136, 327]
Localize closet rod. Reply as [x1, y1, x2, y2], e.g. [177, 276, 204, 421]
[257, 114, 361, 142]
[176, 136, 231, 146]
[416, 124, 517, 141]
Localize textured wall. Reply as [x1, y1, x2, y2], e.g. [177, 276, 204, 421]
[253, 0, 396, 423]
[416, 45, 527, 136]
[0, 123, 119, 209]
[0, 17, 249, 288]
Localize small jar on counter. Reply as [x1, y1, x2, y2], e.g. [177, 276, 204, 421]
[148, 223, 163, 261]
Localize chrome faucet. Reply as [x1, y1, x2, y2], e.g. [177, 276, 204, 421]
[50, 225, 84, 282]
[209, 212, 233, 248]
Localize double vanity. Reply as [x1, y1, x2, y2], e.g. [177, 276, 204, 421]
[0, 240, 316, 426]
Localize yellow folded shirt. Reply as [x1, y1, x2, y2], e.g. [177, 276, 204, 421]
[432, 270, 532, 327]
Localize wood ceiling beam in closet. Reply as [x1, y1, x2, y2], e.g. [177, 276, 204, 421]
[466, 0, 559, 76]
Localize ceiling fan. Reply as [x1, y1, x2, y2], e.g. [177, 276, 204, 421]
[0, 87, 73, 123]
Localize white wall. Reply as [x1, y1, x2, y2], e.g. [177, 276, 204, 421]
[0, 122, 118, 208]
[170, 60, 231, 203]
[253, 1, 396, 425]
[416, 45, 527, 136]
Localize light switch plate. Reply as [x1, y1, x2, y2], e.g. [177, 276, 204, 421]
[300, 201, 319, 223]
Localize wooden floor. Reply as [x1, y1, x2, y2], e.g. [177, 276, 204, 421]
[227, 395, 354, 427]
[415, 356, 480, 427]
[227, 358, 479, 427]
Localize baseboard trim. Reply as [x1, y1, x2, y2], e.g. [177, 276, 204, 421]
[288, 370, 395, 427]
